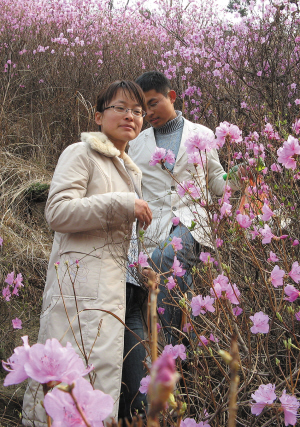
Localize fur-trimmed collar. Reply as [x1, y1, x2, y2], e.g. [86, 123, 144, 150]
[81, 132, 141, 174]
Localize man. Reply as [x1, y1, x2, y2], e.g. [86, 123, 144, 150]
[129, 71, 235, 344]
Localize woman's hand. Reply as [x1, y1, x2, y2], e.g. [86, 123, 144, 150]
[134, 199, 152, 229]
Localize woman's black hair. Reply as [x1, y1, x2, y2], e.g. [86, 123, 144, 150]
[96, 80, 146, 113]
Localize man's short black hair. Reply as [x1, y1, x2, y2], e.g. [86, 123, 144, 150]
[135, 71, 171, 96]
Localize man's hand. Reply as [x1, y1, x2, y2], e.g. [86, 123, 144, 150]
[135, 199, 152, 230]
[142, 268, 160, 289]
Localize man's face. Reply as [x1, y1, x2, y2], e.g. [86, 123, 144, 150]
[143, 89, 177, 129]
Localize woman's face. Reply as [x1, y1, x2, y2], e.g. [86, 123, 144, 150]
[95, 89, 143, 148]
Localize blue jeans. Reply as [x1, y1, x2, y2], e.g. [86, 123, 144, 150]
[151, 224, 197, 345]
[118, 283, 147, 421]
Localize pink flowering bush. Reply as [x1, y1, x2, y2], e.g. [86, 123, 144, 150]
[2, 0, 300, 425]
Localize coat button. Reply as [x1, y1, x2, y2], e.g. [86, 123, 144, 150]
[118, 305, 123, 310]
[172, 206, 177, 211]
[171, 186, 175, 191]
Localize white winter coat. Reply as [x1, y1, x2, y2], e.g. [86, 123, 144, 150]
[128, 118, 236, 254]
[22, 132, 145, 426]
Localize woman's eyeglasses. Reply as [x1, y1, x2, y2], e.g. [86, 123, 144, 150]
[104, 105, 146, 118]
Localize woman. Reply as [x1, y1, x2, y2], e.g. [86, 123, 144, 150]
[22, 81, 153, 425]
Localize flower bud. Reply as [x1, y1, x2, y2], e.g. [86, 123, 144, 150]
[219, 350, 233, 364]
[148, 353, 180, 418]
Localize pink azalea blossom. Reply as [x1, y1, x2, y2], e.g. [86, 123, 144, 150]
[177, 180, 201, 199]
[198, 335, 209, 346]
[139, 375, 151, 394]
[267, 251, 279, 262]
[183, 323, 193, 332]
[191, 295, 215, 316]
[181, 418, 210, 427]
[167, 276, 177, 290]
[199, 252, 214, 263]
[12, 286, 19, 296]
[211, 274, 240, 305]
[288, 261, 300, 283]
[138, 252, 149, 268]
[215, 121, 242, 148]
[12, 318, 22, 329]
[180, 418, 197, 427]
[209, 333, 219, 342]
[250, 311, 269, 334]
[270, 163, 282, 172]
[236, 213, 252, 228]
[2, 336, 31, 386]
[292, 118, 300, 135]
[279, 390, 300, 426]
[5, 272, 15, 286]
[162, 344, 186, 360]
[284, 284, 300, 302]
[180, 418, 198, 427]
[165, 149, 175, 164]
[250, 226, 260, 240]
[188, 151, 206, 166]
[157, 323, 162, 333]
[216, 238, 223, 247]
[24, 338, 93, 385]
[2, 285, 11, 301]
[259, 224, 275, 244]
[170, 236, 183, 251]
[44, 377, 114, 427]
[277, 135, 300, 170]
[261, 203, 274, 221]
[0, 236, 3, 246]
[172, 256, 186, 277]
[158, 307, 165, 315]
[220, 202, 232, 218]
[185, 131, 215, 154]
[149, 147, 166, 166]
[293, 240, 299, 246]
[295, 311, 300, 321]
[4, 272, 23, 295]
[232, 306, 243, 316]
[172, 217, 180, 226]
[263, 123, 280, 140]
[14, 273, 23, 288]
[270, 265, 285, 288]
[251, 383, 276, 415]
